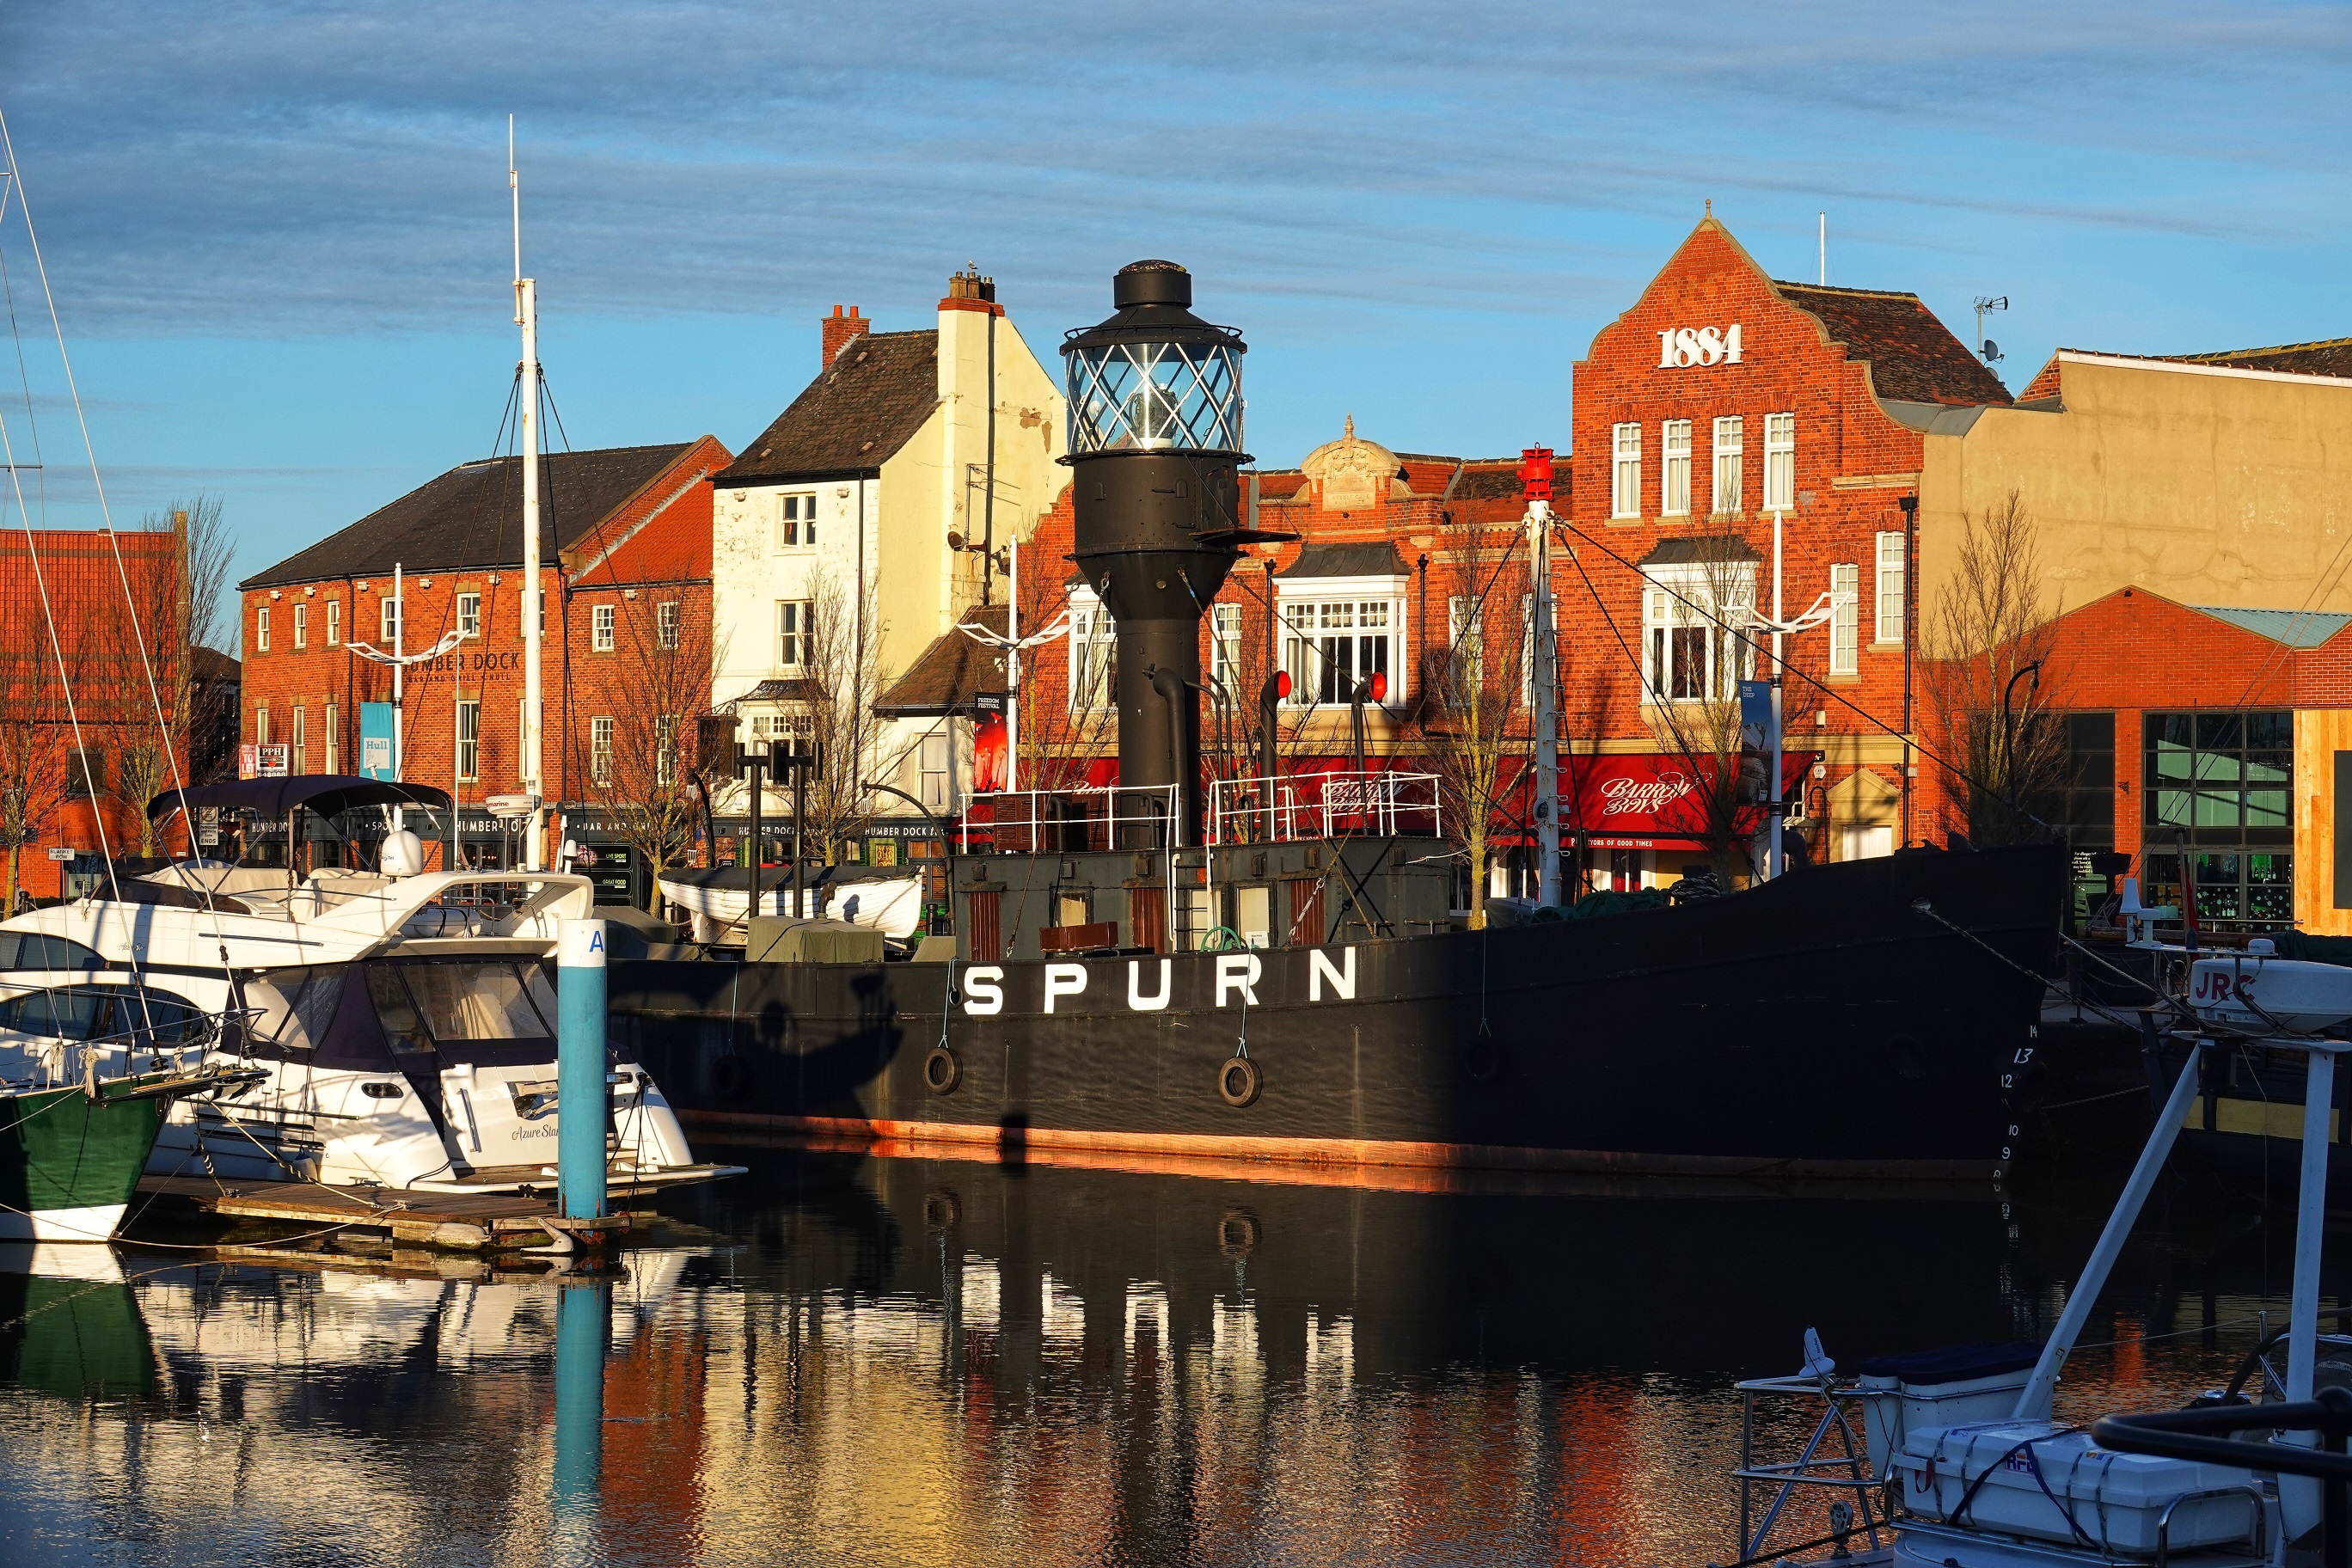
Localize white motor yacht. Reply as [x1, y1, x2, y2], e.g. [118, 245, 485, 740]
[0, 777, 736, 1196]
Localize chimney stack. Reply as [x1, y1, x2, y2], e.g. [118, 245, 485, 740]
[940, 266, 1001, 316]
[822, 304, 869, 369]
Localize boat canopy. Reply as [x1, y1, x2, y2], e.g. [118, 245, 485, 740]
[146, 776, 455, 822]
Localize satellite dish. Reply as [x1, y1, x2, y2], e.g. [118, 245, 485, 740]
[1981, 339, 2002, 364]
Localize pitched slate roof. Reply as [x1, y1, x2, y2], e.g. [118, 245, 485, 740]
[1277, 542, 1409, 579]
[876, 603, 1010, 716]
[2191, 604, 2352, 648]
[241, 443, 697, 589]
[2161, 338, 2352, 379]
[715, 329, 940, 485]
[1772, 282, 2012, 407]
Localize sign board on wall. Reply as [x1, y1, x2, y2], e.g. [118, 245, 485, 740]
[257, 745, 290, 779]
[46, 846, 75, 862]
[238, 743, 258, 780]
[359, 702, 396, 780]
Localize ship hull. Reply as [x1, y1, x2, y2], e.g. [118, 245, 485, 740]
[612, 846, 2064, 1178]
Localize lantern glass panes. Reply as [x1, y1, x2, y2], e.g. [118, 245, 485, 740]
[1068, 340, 1242, 454]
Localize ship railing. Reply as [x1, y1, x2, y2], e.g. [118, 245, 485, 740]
[958, 785, 1182, 855]
[1207, 769, 1443, 844]
[1726, 1366, 1890, 1566]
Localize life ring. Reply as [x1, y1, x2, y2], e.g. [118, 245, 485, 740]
[923, 1046, 964, 1096]
[711, 1056, 752, 1097]
[1217, 1056, 1261, 1108]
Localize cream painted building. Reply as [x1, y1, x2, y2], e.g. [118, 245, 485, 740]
[708, 270, 1066, 848]
[1915, 342, 2352, 616]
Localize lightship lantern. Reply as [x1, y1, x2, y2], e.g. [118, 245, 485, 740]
[1062, 260, 1285, 848]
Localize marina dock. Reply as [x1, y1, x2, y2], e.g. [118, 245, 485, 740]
[133, 1174, 638, 1251]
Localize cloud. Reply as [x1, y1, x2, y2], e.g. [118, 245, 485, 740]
[0, 0, 2343, 343]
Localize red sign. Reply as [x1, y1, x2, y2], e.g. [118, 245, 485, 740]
[1563, 752, 1807, 848]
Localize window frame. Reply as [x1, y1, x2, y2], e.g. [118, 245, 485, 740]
[325, 598, 340, 646]
[1660, 420, 1693, 518]
[456, 591, 482, 640]
[1210, 602, 1242, 695]
[1279, 586, 1406, 707]
[1639, 563, 1757, 705]
[655, 601, 681, 651]
[1874, 531, 1906, 645]
[456, 699, 481, 782]
[1610, 422, 1642, 519]
[380, 597, 402, 648]
[1068, 590, 1114, 714]
[1711, 416, 1743, 516]
[775, 599, 812, 670]
[292, 602, 308, 649]
[591, 603, 616, 653]
[590, 715, 615, 787]
[775, 492, 818, 551]
[1763, 412, 1796, 512]
[1828, 562, 1859, 676]
[255, 605, 271, 653]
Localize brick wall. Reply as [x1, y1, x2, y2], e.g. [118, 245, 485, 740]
[237, 437, 728, 859]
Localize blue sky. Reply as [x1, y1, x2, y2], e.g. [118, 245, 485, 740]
[1, 1, 2346, 645]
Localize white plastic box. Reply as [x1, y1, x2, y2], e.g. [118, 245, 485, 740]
[1890, 1420, 2267, 1556]
[1859, 1364, 2034, 1475]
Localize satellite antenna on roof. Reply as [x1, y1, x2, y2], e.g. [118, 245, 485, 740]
[1974, 296, 2008, 364]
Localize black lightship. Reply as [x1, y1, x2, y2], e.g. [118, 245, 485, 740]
[612, 261, 2066, 1181]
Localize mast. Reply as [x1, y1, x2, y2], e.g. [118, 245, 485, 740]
[1523, 448, 1561, 905]
[513, 119, 546, 872]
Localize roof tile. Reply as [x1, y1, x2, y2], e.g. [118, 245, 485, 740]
[715, 329, 940, 484]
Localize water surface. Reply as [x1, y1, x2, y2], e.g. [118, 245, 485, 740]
[0, 1145, 2325, 1566]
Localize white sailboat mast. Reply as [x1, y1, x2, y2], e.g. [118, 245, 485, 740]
[512, 118, 546, 871]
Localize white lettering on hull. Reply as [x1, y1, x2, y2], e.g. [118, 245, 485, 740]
[1215, 952, 1262, 1008]
[1043, 964, 1088, 1012]
[963, 966, 1005, 1015]
[956, 947, 1365, 1015]
[1309, 946, 1357, 1001]
[1128, 959, 1171, 1011]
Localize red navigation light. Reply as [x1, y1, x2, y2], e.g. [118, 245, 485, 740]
[1369, 671, 1388, 702]
[1518, 445, 1554, 502]
[1275, 670, 1292, 699]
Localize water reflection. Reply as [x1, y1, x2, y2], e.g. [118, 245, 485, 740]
[0, 1150, 2338, 1566]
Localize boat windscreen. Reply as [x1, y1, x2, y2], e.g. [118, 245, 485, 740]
[246, 968, 349, 1059]
[389, 962, 552, 1042]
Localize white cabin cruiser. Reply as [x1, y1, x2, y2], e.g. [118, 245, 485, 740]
[0, 778, 735, 1196]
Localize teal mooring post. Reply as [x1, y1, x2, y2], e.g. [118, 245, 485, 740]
[557, 918, 609, 1223]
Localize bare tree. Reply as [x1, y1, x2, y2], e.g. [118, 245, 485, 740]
[1924, 489, 2067, 846]
[0, 639, 72, 910]
[97, 499, 236, 851]
[1416, 525, 1527, 926]
[1638, 530, 1767, 886]
[797, 565, 916, 865]
[574, 598, 718, 905]
[1011, 567, 1118, 798]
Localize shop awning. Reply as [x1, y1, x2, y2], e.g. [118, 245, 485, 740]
[1559, 752, 1808, 849]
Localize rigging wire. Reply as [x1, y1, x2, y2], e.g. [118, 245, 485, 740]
[0, 103, 247, 1028]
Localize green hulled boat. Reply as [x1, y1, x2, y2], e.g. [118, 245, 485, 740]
[0, 1069, 251, 1243]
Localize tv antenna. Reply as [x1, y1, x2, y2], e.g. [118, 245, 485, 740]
[1974, 296, 2008, 364]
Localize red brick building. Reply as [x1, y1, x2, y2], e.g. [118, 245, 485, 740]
[0, 527, 204, 903]
[1562, 212, 2012, 881]
[237, 438, 730, 899]
[996, 214, 2016, 893]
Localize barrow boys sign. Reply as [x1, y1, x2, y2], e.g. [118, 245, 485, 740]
[961, 947, 1359, 1015]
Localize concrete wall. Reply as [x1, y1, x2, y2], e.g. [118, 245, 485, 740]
[1920, 354, 2352, 618]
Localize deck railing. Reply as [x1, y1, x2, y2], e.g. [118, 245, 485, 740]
[1207, 769, 1442, 844]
